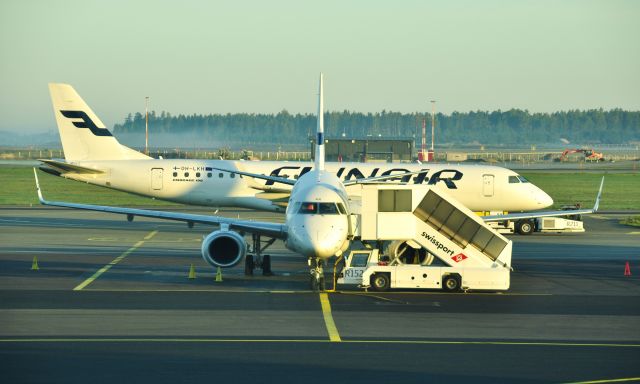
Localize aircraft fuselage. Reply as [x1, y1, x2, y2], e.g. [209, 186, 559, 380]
[52, 159, 553, 213]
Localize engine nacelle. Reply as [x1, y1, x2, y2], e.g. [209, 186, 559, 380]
[201, 230, 247, 268]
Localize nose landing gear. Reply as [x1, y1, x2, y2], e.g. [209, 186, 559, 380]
[309, 258, 326, 291]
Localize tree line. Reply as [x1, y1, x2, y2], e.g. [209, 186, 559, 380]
[113, 109, 640, 147]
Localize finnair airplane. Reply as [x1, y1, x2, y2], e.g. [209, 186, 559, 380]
[36, 75, 602, 289]
[42, 83, 555, 215]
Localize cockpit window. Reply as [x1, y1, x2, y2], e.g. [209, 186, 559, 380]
[319, 203, 339, 215]
[298, 202, 345, 215]
[299, 202, 317, 214]
[508, 176, 520, 183]
[517, 175, 529, 183]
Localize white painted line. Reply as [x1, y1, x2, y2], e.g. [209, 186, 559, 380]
[73, 230, 158, 291]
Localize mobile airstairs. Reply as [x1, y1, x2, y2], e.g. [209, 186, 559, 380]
[337, 184, 513, 291]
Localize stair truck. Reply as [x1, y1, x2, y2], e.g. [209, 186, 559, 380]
[338, 184, 513, 292]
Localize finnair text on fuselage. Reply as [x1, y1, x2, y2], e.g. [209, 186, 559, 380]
[265, 165, 463, 188]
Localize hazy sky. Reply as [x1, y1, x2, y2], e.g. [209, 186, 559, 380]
[1, 0, 638, 133]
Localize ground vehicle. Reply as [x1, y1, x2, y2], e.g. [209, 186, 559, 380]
[558, 148, 604, 162]
[337, 248, 510, 292]
[482, 206, 585, 235]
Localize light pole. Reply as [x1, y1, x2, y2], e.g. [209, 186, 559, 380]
[145, 96, 149, 156]
[430, 100, 436, 161]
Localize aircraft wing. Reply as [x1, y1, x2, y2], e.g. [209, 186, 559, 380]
[482, 177, 604, 222]
[208, 166, 296, 186]
[342, 170, 429, 186]
[33, 169, 287, 239]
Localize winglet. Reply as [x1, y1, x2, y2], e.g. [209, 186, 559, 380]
[33, 168, 45, 204]
[593, 176, 604, 212]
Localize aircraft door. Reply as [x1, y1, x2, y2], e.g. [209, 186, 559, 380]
[482, 174, 494, 197]
[151, 168, 163, 190]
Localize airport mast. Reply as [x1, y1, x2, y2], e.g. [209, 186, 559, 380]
[420, 117, 426, 161]
[430, 100, 436, 161]
[145, 96, 149, 156]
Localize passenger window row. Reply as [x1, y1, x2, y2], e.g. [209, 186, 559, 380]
[171, 171, 237, 179]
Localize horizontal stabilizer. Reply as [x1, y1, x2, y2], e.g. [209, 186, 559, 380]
[38, 159, 104, 174]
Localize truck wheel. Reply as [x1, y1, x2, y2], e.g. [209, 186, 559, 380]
[371, 274, 390, 292]
[516, 219, 534, 235]
[443, 275, 460, 292]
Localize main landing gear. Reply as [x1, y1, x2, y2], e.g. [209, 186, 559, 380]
[309, 258, 326, 292]
[245, 234, 276, 276]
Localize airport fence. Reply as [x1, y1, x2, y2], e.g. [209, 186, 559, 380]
[1, 147, 637, 163]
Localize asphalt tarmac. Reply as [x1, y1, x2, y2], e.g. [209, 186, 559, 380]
[0, 207, 639, 383]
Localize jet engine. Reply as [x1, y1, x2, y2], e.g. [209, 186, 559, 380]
[386, 240, 434, 265]
[201, 230, 247, 268]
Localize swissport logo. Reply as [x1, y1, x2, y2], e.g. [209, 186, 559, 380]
[420, 232, 455, 257]
[451, 253, 468, 263]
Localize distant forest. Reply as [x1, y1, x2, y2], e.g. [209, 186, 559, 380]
[113, 109, 640, 147]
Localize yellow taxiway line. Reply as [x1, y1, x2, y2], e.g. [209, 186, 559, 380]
[319, 293, 341, 342]
[566, 377, 640, 384]
[73, 230, 158, 291]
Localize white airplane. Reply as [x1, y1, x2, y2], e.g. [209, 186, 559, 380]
[42, 83, 556, 216]
[36, 76, 603, 289]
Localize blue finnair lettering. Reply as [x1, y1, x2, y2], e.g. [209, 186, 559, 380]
[427, 170, 463, 189]
[60, 110, 112, 137]
[265, 166, 463, 188]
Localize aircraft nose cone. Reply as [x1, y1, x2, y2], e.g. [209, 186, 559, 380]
[310, 229, 341, 258]
[538, 191, 554, 208]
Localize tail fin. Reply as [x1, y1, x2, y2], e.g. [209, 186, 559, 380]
[315, 73, 325, 174]
[48, 83, 150, 162]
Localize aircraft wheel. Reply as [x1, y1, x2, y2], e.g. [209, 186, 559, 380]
[262, 254, 273, 276]
[245, 255, 254, 276]
[516, 219, 534, 235]
[371, 274, 390, 292]
[310, 275, 325, 291]
[443, 275, 460, 292]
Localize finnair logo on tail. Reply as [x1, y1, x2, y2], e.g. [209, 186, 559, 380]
[60, 110, 112, 137]
[317, 132, 324, 145]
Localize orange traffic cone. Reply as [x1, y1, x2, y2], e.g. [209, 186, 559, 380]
[624, 262, 631, 276]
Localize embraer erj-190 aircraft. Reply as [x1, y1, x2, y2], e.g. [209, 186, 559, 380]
[36, 75, 602, 289]
[42, 83, 555, 216]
